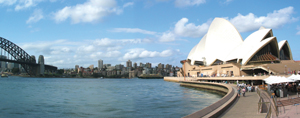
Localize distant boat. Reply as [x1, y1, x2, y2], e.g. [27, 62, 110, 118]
[1, 73, 8, 77]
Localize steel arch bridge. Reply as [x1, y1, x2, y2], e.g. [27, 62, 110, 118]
[0, 37, 40, 76]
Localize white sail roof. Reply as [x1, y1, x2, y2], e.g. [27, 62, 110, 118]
[187, 17, 293, 66]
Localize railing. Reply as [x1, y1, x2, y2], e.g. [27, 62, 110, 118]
[257, 88, 279, 117]
[265, 103, 272, 118]
[258, 97, 263, 113]
[257, 89, 262, 113]
[263, 89, 279, 116]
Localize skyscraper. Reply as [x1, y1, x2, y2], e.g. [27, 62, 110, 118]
[146, 62, 151, 68]
[98, 59, 103, 70]
[126, 60, 132, 68]
[133, 62, 137, 69]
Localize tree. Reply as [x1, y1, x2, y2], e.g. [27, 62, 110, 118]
[12, 68, 20, 74]
[57, 69, 64, 75]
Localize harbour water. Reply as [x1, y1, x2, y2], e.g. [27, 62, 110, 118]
[0, 77, 223, 118]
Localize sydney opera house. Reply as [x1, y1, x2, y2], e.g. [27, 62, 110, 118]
[178, 18, 300, 83]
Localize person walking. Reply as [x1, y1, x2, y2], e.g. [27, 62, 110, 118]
[242, 87, 246, 97]
[237, 87, 241, 97]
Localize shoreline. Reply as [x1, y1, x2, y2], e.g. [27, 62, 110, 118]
[164, 77, 238, 118]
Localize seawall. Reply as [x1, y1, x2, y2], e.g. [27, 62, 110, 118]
[164, 77, 237, 118]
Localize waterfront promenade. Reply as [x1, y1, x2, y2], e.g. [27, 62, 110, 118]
[164, 77, 300, 117]
[220, 85, 266, 118]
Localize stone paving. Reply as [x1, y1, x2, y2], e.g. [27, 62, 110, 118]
[221, 85, 300, 118]
[220, 85, 266, 118]
[275, 94, 300, 118]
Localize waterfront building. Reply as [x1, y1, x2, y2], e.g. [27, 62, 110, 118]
[115, 64, 124, 70]
[98, 59, 103, 70]
[7, 62, 13, 72]
[146, 62, 151, 68]
[107, 66, 116, 71]
[89, 65, 94, 71]
[75, 65, 79, 72]
[179, 17, 300, 83]
[133, 62, 137, 69]
[103, 64, 111, 68]
[126, 60, 132, 68]
[0, 55, 7, 71]
[38, 55, 45, 75]
[139, 62, 144, 67]
[158, 63, 164, 69]
[13, 63, 19, 68]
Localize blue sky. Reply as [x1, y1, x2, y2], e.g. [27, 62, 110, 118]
[0, 0, 300, 69]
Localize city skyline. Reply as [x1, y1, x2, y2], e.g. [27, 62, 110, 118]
[73, 59, 175, 70]
[0, 0, 300, 69]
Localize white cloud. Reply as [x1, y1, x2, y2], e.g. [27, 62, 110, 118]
[174, 17, 210, 38]
[93, 38, 114, 46]
[123, 2, 134, 8]
[90, 51, 121, 59]
[0, 0, 17, 5]
[77, 45, 95, 53]
[140, 50, 160, 58]
[122, 48, 179, 60]
[50, 47, 71, 55]
[174, 0, 205, 7]
[230, 6, 298, 32]
[93, 38, 143, 47]
[53, 0, 123, 23]
[21, 40, 71, 55]
[159, 32, 176, 42]
[111, 28, 156, 35]
[15, 0, 43, 11]
[105, 51, 121, 58]
[26, 9, 43, 24]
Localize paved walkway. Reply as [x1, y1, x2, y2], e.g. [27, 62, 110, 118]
[220, 85, 266, 118]
[275, 94, 300, 118]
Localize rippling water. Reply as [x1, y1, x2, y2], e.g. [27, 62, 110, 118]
[0, 77, 223, 118]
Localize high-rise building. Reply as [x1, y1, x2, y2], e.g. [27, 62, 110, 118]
[126, 60, 132, 68]
[133, 62, 137, 69]
[166, 64, 172, 70]
[0, 55, 7, 71]
[104, 64, 111, 68]
[139, 62, 143, 67]
[98, 59, 103, 70]
[115, 64, 124, 70]
[146, 62, 151, 68]
[75, 65, 79, 72]
[158, 63, 164, 69]
[7, 62, 14, 70]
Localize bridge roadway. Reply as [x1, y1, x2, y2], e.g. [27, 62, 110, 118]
[220, 85, 266, 118]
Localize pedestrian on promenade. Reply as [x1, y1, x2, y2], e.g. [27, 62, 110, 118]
[237, 87, 241, 97]
[248, 86, 252, 92]
[242, 87, 246, 97]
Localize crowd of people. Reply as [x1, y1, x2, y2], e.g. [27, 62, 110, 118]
[237, 83, 257, 97]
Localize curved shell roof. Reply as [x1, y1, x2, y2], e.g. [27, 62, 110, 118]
[278, 40, 293, 60]
[241, 37, 279, 65]
[187, 18, 243, 65]
[187, 17, 293, 66]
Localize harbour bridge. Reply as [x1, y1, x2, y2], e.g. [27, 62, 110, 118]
[0, 37, 57, 76]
